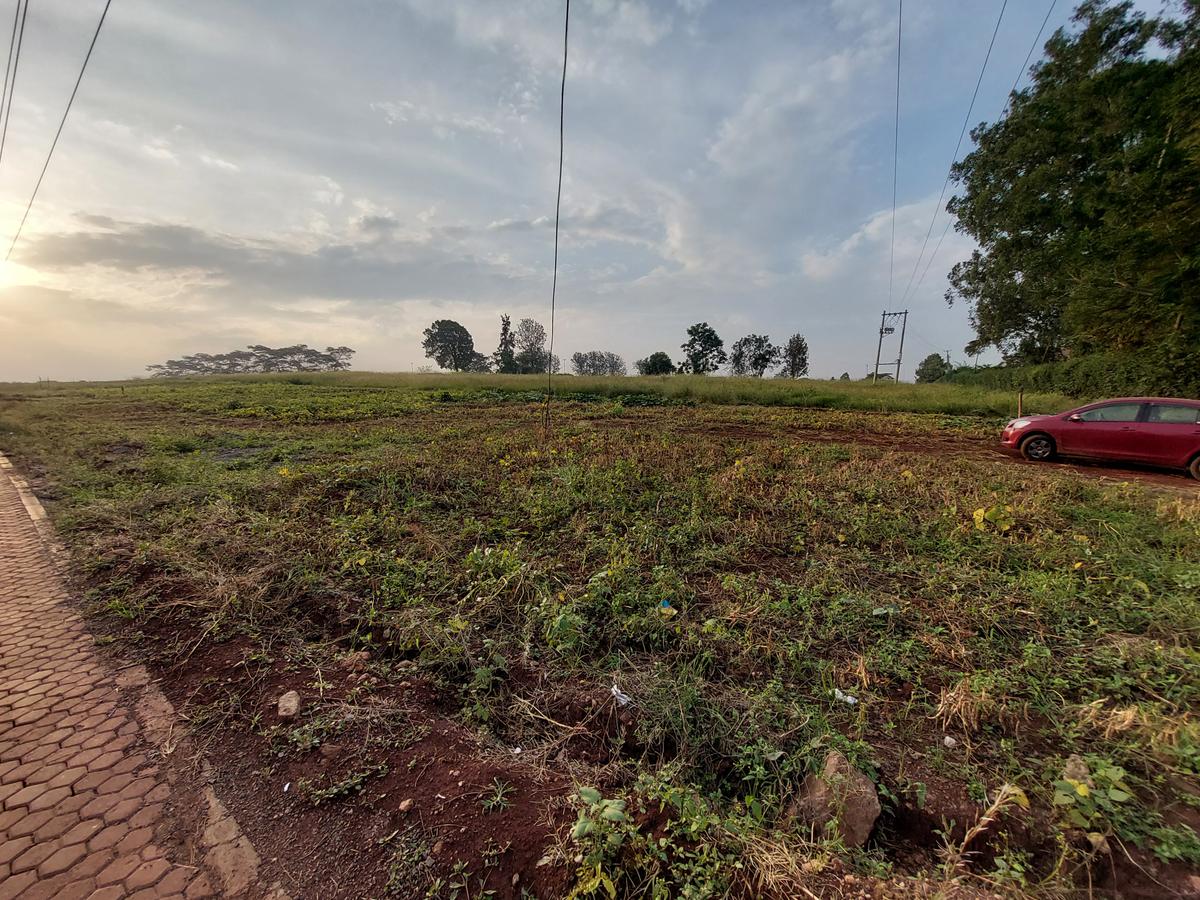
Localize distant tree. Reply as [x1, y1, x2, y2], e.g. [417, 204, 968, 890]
[493, 315, 517, 374]
[466, 351, 493, 373]
[146, 344, 355, 377]
[635, 352, 675, 375]
[915, 352, 952, 383]
[421, 320, 476, 372]
[514, 318, 551, 374]
[679, 323, 727, 374]
[779, 334, 810, 378]
[571, 350, 627, 376]
[839, 372, 851, 380]
[730, 334, 782, 377]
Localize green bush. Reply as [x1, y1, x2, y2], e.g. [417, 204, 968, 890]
[946, 349, 1200, 400]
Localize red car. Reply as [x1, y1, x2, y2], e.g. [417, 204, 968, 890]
[1001, 397, 1200, 479]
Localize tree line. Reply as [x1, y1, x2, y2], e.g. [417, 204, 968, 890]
[422, 317, 812, 379]
[146, 345, 355, 377]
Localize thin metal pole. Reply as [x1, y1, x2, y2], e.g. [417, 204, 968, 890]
[872, 310, 886, 384]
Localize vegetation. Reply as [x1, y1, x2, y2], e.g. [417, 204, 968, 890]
[493, 315, 517, 374]
[571, 351, 627, 377]
[679, 323, 727, 375]
[1, 376, 1196, 896]
[948, 0, 1200, 387]
[421, 320, 481, 373]
[729, 334, 781, 378]
[634, 352, 675, 376]
[915, 353, 952, 384]
[146, 344, 355, 377]
[778, 334, 810, 379]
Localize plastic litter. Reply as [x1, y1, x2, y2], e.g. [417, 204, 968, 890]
[833, 688, 858, 706]
[611, 684, 632, 707]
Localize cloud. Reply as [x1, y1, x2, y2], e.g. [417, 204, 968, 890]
[371, 100, 506, 141]
[17, 218, 532, 305]
[199, 153, 240, 172]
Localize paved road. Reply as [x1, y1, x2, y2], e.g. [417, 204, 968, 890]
[0, 460, 217, 899]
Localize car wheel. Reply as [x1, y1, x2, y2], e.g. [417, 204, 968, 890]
[1190, 454, 1200, 481]
[1020, 433, 1056, 462]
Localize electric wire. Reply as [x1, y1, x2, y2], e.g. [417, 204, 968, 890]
[6, 0, 113, 261]
[0, 0, 28, 173]
[886, 0, 902, 306]
[543, 0, 568, 429]
[898, 0, 1008, 307]
[906, 0, 1058, 302]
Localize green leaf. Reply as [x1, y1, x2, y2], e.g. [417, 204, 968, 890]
[578, 786, 601, 805]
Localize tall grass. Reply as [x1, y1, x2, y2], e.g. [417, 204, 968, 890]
[1, 372, 1076, 417]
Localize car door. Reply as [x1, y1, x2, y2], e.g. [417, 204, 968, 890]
[1137, 403, 1200, 467]
[1057, 402, 1146, 459]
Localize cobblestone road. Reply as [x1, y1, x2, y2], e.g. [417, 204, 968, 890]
[0, 459, 218, 899]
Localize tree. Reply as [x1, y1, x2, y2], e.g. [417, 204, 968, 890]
[947, 1, 1200, 368]
[421, 320, 476, 372]
[466, 351, 493, 373]
[493, 315, 517, 374]
[778, 334, 810, 378]
[571, 350, 627, 376]
[146, 345, 356, 377]
[915, 353, 952, 383]
[514, 318, 551, 374]
[730, 334, 782, 377]
[635, 352, 675, 375]
[679, 323, 727, 374]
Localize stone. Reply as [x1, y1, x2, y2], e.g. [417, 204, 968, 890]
[398, 798, 414, 813]
[276, 691, 301, 721]
[337, 650, 370, 671]
[1063, 753, 1092, 786]
[789, 751, 881, 848]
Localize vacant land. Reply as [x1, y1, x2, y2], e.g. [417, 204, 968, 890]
[1, 377, 1197, 898]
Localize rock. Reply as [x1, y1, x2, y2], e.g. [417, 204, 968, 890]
[942, 736, 958, 749]
[277, 690, 301, 721]
[789, 751, 881, 848]
[1063, 753, 1093, 786]
[399, 798, 414, 813]
[337, 650, 371, 671]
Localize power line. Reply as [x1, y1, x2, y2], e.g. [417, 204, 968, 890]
[886, 0, 902, 306]
[1006, 0, 1057, 109]
[0, 0, 28, 173]
[904, 0, 1058, 303]
[0, 0, 22, 168]
[6, 0, 113, 261]
[898, 0, 1008, 307]
[543, 0, 568, 428]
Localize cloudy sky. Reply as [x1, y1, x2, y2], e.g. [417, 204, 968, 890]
[0, 0, 1125, 381]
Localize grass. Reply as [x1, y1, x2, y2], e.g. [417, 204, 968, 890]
[0, 369, 1077, 418]
[0, 376, 1196, 896]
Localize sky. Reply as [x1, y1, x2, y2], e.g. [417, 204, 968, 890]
[0, 0, 1150, 381]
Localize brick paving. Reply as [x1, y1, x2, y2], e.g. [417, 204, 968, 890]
[0, 461, 217, 899]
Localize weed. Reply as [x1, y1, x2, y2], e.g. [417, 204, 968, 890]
[480, 778, 514, 814]
[298, 762, 388, 806]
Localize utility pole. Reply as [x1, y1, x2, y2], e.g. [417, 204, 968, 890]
[871, 310, 906, 383]
[872, 311, 887, 384]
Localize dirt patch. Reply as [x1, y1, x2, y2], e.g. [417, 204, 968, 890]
[134, 637, 576, 899]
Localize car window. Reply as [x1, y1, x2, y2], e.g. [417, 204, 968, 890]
[1077, 403, 1143, 423]
[1147, 404, 1199, 424]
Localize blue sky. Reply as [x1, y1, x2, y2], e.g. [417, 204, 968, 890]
[0, 0, 1153, 380]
